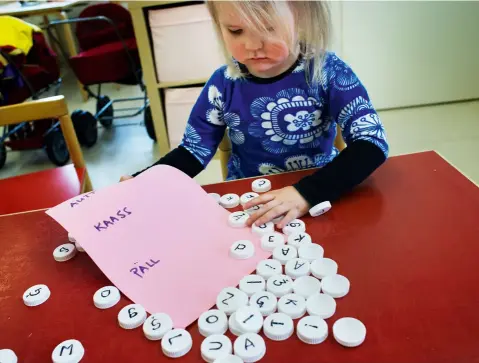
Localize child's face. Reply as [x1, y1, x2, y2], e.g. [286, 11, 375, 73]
[217, 2, 297, 77]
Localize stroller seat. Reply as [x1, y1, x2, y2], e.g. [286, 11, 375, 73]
[70, 37, 139, 86]
[69, 2, 141, 86]
[46, 2, 153, 146]
[1, 31, 60, 105]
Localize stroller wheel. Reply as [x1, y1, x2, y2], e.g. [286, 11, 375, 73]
[45, 129, 70, 166]
[97, 95, 114, 128]
[144, 105, 156, 141]
[0, 143, 6, 169]
[72, 110, 98, 147]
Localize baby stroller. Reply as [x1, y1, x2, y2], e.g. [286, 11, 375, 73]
[46, 3, 153, 147]
[0, 17, 67, 170]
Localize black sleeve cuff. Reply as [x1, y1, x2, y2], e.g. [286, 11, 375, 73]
[131, 146, 204, 178]
[293, 140, 387, 206]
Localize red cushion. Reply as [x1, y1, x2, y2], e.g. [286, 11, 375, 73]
[0, 165, 86, 215]
[76, 3, 135, 51]
[69, 38, 140, 85]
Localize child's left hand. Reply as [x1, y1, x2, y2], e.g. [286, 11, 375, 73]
[244, 186, 310, 229]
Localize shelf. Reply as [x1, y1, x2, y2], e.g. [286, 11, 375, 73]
[157, 78, 208, 89]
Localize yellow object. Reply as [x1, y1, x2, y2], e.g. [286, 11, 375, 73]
[0, 16, 41, 65]
[0, 95, 93, 192]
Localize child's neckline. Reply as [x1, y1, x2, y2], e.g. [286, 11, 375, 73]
[237, 55, 303, 84]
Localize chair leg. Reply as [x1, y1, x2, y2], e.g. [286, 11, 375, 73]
[219, 151, 230, 181]
[58, 114, 86, 169]
[82, 172, 93, 192]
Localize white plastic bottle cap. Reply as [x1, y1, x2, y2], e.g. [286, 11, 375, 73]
[233, 333, 266, 363]
[220, 194, 240, 209]
[228, 212, 250, 228]
[51, 339, 84, 363]
[297, 316, 328, 344]
[285, 258, 311, 279]
[213, 354, 244, 363]
[23, 284, 50, 307]
[74, 242, 85, 253]
[228, 312, 244, 337]
[230, 240, 255, 260]
[309, 201, 332, 217]
[263, 313, 294, 341]
[53, 243, 77, 262]
[235, 306, 263, 334]
[333, 317, 366, 347]
[240, 192, 259, 206]
[272, 245, 298, 265]
[239, 275, 265, 296]
[198, 309, 229, 337]
[260, 232, 285, 252]
[287, 232, 312, 249]
[298, 244, 324, 262]
[209, 193, 221, 203]
[310, 258, 338, 279]
[293, 276, 322, 298]
[67, 232, 76, 243]
[118, 303, 147, 329]
[251, 222, 274, 236]
[0, 349, 17, 363]
[255, 259, 282, 279]
[249, 291, 277, 316]
[93, 286, 121, 309]
[266, 274, 293, 297]
[161, 329, 193, 358]
[201, 334, 233, 363]
[306, 293, 336, 319]
[252, 178, 271, 193]
[321, 274, 350, 298]
[277, 293, 306, 319]
[143, 313, 173, 340]
[282, 219, 305, 236]
[216, 287, 249, 315]
[244, 204, 261, 216]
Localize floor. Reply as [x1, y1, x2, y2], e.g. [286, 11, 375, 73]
[1, 69, 478, 189]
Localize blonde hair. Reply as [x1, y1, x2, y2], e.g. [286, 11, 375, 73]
[206, 1, 330, 85]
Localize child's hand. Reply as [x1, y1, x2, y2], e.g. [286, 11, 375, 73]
[119, 175, 133, 182]
[244, 186, 310, 229]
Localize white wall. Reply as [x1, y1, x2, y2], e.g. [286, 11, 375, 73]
[332, 1, 479, 110]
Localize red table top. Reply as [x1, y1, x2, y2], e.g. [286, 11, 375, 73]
[0, 165, 85, 216]
[1, 151, 479, 363]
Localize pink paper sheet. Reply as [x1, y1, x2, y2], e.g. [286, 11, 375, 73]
[46, 165, 270, 328]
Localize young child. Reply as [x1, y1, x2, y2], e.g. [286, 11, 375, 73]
[124, 0, 388, 228]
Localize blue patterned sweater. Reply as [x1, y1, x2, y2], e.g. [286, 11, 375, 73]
[179, 52, 389, 180]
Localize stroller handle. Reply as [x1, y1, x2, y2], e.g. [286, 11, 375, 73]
[46, 16, 142, 87]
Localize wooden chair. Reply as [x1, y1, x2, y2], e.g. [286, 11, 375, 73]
[217, 124, 347, 180]
[0, 95, 92, 215]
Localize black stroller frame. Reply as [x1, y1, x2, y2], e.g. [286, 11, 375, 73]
[46, 15, 153, 147]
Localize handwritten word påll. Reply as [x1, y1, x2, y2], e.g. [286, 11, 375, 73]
[94, 207, 132, 231]
[130, 259, 160, 279]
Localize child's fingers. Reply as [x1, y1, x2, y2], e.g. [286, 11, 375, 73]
[255, 203, 289, 226]
[243, 192, 275, 210]
[247, 199, 280, 226]
[277, 208, 298, 229]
